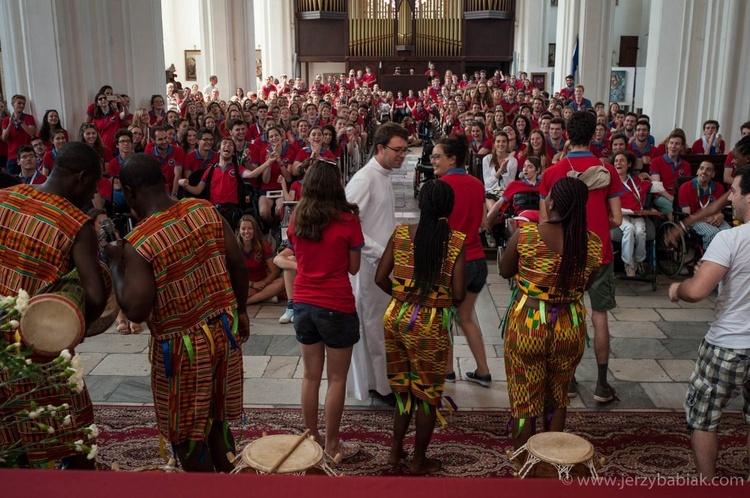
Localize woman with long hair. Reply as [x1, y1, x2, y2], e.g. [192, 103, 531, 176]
[514, 114, 532, 145]
[485, 157, 543, 229]
[430, 134, 492, 387]
[92, 92, 128, 150]
[482, 131, 519, 223]
[374, 180, 467, 475]
[503, 124, 526, 155]
[499, 177, 602, 451]
[236, 215, 285, 304]
[148, 94, 167, 126]
[201, 115, 222, 146]
[273, 159, 363, 461]
[519, 129, 549, 171]
[128, 124, 146, 153]
[41, 129, 67, 176]
[487, 106, 507, 134]
[38, 109, 69, 151]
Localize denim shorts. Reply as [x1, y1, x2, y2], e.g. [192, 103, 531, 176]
[293, 302, 360, 349]
[466, 258, 488, 294]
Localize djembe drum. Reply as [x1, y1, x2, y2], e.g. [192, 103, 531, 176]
[507, 432, 604, 479]
[230, 431, 338, 476]
[19, 267, 87, 358]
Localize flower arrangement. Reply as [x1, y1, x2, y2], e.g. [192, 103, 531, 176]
[0, 290, 96, 467]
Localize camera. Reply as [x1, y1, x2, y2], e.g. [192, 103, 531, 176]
[107, 95, 118, 102]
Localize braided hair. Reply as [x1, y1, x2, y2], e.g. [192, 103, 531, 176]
[548, 177, 589, 292]
[411, 180, 455, 296]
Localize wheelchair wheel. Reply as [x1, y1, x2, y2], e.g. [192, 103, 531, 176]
[413, 168, 421, 199]
[655, 221, 686, 277]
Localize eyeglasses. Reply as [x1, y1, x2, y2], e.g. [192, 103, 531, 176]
[430, 154, 445, 160]
[200, 137, 215, 142]
[385, 145, 409, 155]
[117, 139, 132, 144]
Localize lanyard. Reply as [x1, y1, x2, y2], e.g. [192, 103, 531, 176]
[622, 176, 642, 209]
[696, 180, 712, 209]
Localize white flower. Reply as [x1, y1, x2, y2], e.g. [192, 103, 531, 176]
[28, 408, 43, 419]
[9, 320, 19, 329]
[0, 295, 14, 309]
[59, 349, 72, 361]
[47, 426, 55, 434]
[46, 404, 56, 412]
[73, 439, 84, 452]
[13, 290, 29, 315]
[61, 403, 69, 410]
[63, 415, 72, 426]
[87, 444, 98, 460]
[86, 424, 99, 439]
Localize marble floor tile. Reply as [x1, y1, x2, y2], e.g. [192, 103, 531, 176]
[641, 382, 689, 409]
[656, 308, 716, 322]
[655, 322, 709, 340]
[107, 377, 153, 403]
[610, 338, 673, 359]
[266, 335, 301, 356]
[452, 344, 497, 360]
[263, 356, 299, 379]
[243, 355, 270, 378]
[89, 353, 150, 376]
[442, 380, 508, 409]
[615, 295, 679, 308]
[657, 359, 696, 382]
[608, 321, 666, 339]
[76, 333, 149, 354]
[85, 375, 125, 402]
[609, 308, 662, 322]
[609, 359, 671, 382]
[254, 305, 288, 320]
[243, 335, 273, 356]
[575, 381, 656, 410]
[660, 339, 701, 360]
[77, 352, 107, 376]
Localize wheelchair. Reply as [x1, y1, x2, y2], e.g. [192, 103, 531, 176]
[490, 191, 541, 275]
[611, 216, 659, 291]
[654, 176, 708, 278]
[413, 137, 436, 199]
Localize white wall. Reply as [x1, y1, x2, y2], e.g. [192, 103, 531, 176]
[611, 0, 645, 67]
[161, 0, 203, 90]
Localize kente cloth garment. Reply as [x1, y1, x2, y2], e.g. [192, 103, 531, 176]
[126, 199, 243, 443]
[503, 223, 602, 419]
[0, 184, 95, 465]
[383, 225, 466, 408]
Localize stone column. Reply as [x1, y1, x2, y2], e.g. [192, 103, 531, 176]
[256, 0, 295, 83]
[200, 0, 257, 97]
[642, 0, 750, 143]
[0, 0, 165, 131]
[514, 0, 548, 72]
[554, 0, 614, 102]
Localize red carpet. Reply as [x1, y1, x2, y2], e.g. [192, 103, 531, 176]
[92, 405, 748, 479]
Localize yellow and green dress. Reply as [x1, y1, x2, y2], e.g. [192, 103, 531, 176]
[383, 224, 465, 417]
[503, 223, 602, 422]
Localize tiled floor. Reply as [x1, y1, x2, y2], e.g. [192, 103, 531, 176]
[83, 152, 735, 413]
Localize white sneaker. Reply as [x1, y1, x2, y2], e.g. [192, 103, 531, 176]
[625, 264, 636, 277]
[486, 233, 497, 248]
[279, 308, 294, 324]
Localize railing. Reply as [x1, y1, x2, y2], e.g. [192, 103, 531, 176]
[463, 0, 513, 11]
[295, 0, 347, 12]
[415, 0, 462, 57]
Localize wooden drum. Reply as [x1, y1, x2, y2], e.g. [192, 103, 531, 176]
[19, 268, 86, 358]
[86, 261, 119, 337]
[508, 432, 603, 479]
[231, 433, 337, 476]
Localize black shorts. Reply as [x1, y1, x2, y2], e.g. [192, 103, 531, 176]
[466, 258, 488, 294]
[294, 302, 360, 349]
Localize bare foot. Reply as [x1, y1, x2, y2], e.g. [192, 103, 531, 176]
[387, 447, 407, 466]
[409, 457, 441, 475]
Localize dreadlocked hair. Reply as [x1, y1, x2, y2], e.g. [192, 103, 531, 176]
[293, 158, 359, 241]
[549, 177, 589, 292]
[411, 180, 455, 296]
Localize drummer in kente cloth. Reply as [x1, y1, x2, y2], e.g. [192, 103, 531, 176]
[103, 153, 249, 472]
[0, 142, 107, 468]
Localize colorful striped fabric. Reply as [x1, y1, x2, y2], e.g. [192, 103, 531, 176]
[125, 199, 238, 339]
[0, 184, 95, 465]
[126, 199, 243, 443]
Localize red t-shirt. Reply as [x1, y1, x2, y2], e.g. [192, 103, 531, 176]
[500, 178, 541, 213]
[540, 151, 623, 265]
[183, 149, 219, 175]
[19, 171, 46, 185]
[627, 140, 657, 160]
[42, 150, 59, 172]
[201, 163, 248, 205]
[690, 138, 725, 155]
[92, 112, 123, 151]
[294, 147, 335, 164]
[470, 137, 493, 154]
[259, 144, 296, 191]
[2, 114, 36, 160]
[440, 169, 485, 262]
[678, 178, 725, 214]
[649, 154, 691, 195]
[287, 212, 364, 313]
[243, 240, 273, 282]
[589, 140, 611, 159]
[153, 145, 185, 189]
[619, 175, 652, 211]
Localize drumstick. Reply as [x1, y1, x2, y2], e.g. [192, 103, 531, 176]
[269, 429, 310, 474]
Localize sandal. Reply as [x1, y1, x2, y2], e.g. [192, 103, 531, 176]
[116, 319, 130, 335]
[325, 440, 360, 462]
[129, 322, 143, 334]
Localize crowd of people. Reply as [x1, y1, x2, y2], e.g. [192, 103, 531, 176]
[0, 63, 748, 478]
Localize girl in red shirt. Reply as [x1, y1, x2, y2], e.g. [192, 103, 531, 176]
[237, 215, 284, 304]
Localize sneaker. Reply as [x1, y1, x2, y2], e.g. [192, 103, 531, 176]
[568, 377, 578, 399]
[625, 264, 636, 277]
[465, 370, 492, 388]
[445, 371, 456, 383]
[593, 383, 617, 403]
[269, 296, 279, 304]
[279, 308, 294, 324]
[486, 233, 497, 248]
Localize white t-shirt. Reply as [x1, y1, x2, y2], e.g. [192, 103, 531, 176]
[702, 222, 750, 348]
[482, 154, 518, 193]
